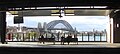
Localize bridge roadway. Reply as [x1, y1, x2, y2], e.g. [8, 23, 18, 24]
[37, 28, 76, 32]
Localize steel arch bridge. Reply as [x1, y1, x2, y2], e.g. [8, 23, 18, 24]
[46, 20, 74, 32]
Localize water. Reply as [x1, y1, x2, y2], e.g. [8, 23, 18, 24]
[77, 35, 106, 41]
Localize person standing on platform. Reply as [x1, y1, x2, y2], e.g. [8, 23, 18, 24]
[8, 33, 11, 40]
[61, 36, 64, 45]
[41, 35, 45, 44]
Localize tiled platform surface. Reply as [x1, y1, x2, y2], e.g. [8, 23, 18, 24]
[0, 42, 120, 48]
[0, 42, 120, 54]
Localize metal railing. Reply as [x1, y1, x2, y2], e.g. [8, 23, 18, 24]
[6, 32, 107, 42]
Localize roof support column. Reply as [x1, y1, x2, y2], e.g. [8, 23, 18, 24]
[110, 10, 120, 43]
[0, 8, 7, 44]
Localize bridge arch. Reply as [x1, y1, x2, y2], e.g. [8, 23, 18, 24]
[47, 20, 74, 31]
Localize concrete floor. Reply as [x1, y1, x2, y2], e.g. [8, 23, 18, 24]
[0, 42, 120, 48]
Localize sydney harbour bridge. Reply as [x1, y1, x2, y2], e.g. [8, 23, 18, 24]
[37, 20, 77, 33]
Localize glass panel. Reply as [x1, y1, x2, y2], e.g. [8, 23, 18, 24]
[89, 36, 94, 41]
[77, 36, 82, 41]
[101, 35, 106, 41]
[95, 36, 100, 41]
[83, 36, 88, 41]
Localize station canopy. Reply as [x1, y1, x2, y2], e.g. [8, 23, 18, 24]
[8, 6, 112, 16]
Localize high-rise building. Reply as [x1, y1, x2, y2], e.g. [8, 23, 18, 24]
[38, 22, 42, 28]
[43, 22, 47, 31]
[37, 22, 42, 32]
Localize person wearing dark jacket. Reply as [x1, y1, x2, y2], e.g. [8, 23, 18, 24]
[67, 34, 72, 45]
[41, 35, 45, 44]
[61, 36, 64, 45]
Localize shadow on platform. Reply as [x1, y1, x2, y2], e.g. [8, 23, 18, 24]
[0, 47, 120, 54]
[0, 42, 120, 54]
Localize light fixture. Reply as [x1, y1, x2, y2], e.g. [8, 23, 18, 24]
[65, 14, 74, 16]
[51, 14, 60, 16]
[114, 9, 120, 13]
[59, 9, 64, 18]
[65, 10, 74, 16]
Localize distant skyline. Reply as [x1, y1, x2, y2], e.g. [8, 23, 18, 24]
[6, 12, 109, 31]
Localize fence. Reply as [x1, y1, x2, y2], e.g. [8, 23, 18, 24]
[5, 32, 107, 42]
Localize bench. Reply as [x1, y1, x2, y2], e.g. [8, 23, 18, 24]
[38, 38, 55, 44]
[61, 38, 78, 45]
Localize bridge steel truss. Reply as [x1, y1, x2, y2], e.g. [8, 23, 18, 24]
[47, 20, 74, 32]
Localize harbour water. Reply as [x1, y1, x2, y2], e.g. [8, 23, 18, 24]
[77, 35, 106, 41]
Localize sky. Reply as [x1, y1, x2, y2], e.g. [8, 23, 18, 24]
[6, 12, 109, 31]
